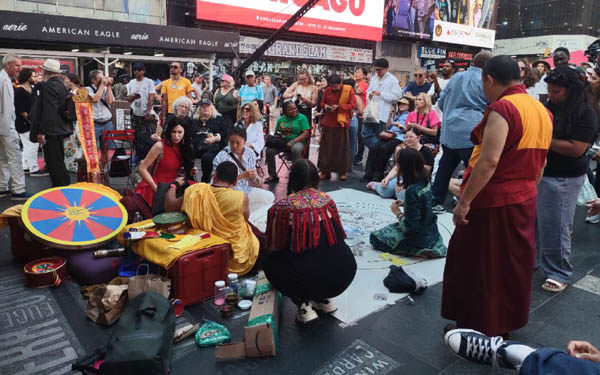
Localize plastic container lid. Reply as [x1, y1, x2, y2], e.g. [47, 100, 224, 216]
[215, 280, 225, 287]
[238, 300, 252, 310]
[227, 273, 238, 280]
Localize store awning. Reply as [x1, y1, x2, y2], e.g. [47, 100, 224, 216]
[0, 10, 239, 54]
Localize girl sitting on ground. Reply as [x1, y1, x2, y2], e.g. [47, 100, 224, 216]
[370, 148, 446, 258]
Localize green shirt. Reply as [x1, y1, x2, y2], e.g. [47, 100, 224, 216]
[275, 113, 310, 141]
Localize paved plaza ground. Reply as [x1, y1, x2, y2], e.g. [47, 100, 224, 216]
[1, 151, 599, 375]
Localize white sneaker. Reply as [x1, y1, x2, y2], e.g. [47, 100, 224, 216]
[432, 204, 445, 214]
[310, 299, 338, 314]
[586, 214, 600, 224]
[295, 302, 318, 325]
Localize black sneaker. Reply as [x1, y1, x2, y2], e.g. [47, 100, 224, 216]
[11, 192, 33, 201]
[30, 170, 49, 177]
[444, 329, 504, 366]
[359, 175, 373, 182]
[0, 190, 10, 198]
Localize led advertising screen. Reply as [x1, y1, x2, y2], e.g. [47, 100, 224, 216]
[383, 0, 497, 42]
[196, 0, 385, 42]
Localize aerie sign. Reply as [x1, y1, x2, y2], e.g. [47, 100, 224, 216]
[3, 23, 28, 32]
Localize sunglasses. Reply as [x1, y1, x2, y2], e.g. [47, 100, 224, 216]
[520, 66, 527, 71]
[242, 107, 251, 112]
[170, 65, 180, 69]
[414, 74, 424, 77]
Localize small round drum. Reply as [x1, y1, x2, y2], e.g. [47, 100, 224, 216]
[153, 212, 188, 234]
[24, 257, 68, 288]
[22, 186, 128, 250]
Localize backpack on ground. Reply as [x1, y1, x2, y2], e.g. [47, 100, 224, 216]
[72, 291, 176, 375]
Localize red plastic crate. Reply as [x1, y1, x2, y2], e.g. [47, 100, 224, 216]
[167, 244, 230, 306]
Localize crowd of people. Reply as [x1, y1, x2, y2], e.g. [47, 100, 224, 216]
[4, 46, 600, 373]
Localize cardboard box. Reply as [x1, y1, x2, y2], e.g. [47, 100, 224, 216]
[215, 278, 280, 359]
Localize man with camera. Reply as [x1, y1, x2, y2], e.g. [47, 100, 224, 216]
[127, 63, 156, 162]
[86, 70, 115, 150]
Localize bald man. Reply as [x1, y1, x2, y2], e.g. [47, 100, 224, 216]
[403, 68, 432, 100]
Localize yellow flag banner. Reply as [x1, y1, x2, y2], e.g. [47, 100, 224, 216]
[72, 88, 101, 182]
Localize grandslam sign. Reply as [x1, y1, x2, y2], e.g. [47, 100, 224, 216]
[196, 0, 384, 41]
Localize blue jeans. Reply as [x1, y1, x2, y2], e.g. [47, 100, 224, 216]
[431, 145, 473, 205]
[375, 177, 406, 201]
[349, 115, 359, 164]
[94, 120, 115, 150]
[536, 175, 585, 283]
[361, 121, 385, 150]
[520, 348, 600, 375]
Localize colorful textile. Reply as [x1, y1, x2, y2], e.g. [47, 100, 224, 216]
[182, 183, 259, 275]
[119, 219, 229, 269]
[462, 85, 553, 209]
[266, 189, 345, 253]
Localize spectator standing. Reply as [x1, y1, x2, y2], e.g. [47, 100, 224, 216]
[364, 58, 402, 154]
[441, 56, 553, 337]
[553, 47, 570, 67]
[213, 74, 239, 126]
[191, 74, 207, 103]
[160, 61, 194, 126]
[353, 66, 370, 165]
[15, 68, 45, 176]
[32, 59, 73, 188]
[62, 73, 83, 174]
[318, 74, 356, 181]
[112, 74, 128, 101]
[342, 78, 364, 168]
[0, 54, 28, 200]
[126, 63, 157, 162]
[283, 69, 318, 132]
[532, 60, 551, 102]
[428, 59, 455, 102]
[262, 75, 278, 131]
[239, 70, 263, 107]
[86, 70, 114, 150]
[403, 68, 432, 100]
[431, 51, 491, 212]
[537, 66, 599, 292]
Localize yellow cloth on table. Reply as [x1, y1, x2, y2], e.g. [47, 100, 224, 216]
[0, 205, 23, 229]
[379, 252, 408, 266]
[182, 183, 259, 276]
[119, 219, 229, 269]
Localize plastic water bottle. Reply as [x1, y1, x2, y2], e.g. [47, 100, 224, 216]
[214, 280, 227, 306]
[133, 211, 143, 223]
[227, 273, 239, 293]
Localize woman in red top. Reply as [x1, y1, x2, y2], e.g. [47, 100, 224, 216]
[318, 74, 357, 181]
[135, 118, 196, 207]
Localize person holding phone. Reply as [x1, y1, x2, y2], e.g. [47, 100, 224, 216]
[283, 68, 318, 131]
[127, 63, 156, 161]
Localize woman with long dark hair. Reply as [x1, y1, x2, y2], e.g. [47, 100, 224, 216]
[136, 117, 196, 207]
[14, 68, 41, 175]
[370, 148, 446, 258]
[263, 159, 356, 325]
[537, 66, 599, 292]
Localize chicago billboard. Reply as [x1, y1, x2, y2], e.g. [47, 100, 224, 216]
[196, 0, 385, 41]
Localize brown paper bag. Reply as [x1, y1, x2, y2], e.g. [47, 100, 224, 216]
[128, 264, 171, 300]
[86, 277, 129, 326]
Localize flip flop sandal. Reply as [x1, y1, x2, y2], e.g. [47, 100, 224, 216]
[541, 278, 568, 292]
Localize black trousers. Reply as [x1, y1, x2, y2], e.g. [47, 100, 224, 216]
[43, 135, 70, 187]
[263, 223, 357, 307]
[355, 118, 364, 161]
[365, 138, 401, 180]
[199, 148, 220, 183]
[431, 145, 473, 205]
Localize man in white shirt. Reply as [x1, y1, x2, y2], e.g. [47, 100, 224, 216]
[86, 69, 115, 150]
[364, 58, 402, 153]
[0, 54, 29, 200]
[127, 63, 157, 161]
[428, 59, 456, 119]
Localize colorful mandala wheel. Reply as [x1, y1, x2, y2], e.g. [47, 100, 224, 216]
[22, 186, 128, 250]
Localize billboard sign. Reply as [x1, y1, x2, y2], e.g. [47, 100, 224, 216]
[239, 36, 373, 64]
[432, 20, 495, 49]
[383, 0, 497, 45]
[196, 0, 385, 41]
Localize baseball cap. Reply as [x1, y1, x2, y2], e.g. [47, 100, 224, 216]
[132, 62, 145, 71]
[245, 70, 255, 77]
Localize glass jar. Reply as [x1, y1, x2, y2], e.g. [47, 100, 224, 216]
[227, 273, 239, 293]
[214, 280, 227, 306]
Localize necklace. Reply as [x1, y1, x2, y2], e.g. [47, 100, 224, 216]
[170, 76, 180, 89]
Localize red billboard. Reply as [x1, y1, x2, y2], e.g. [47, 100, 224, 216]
[196, 0, 385, 41]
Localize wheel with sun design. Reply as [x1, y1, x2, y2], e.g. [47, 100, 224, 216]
[21, 186, 128, 250]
